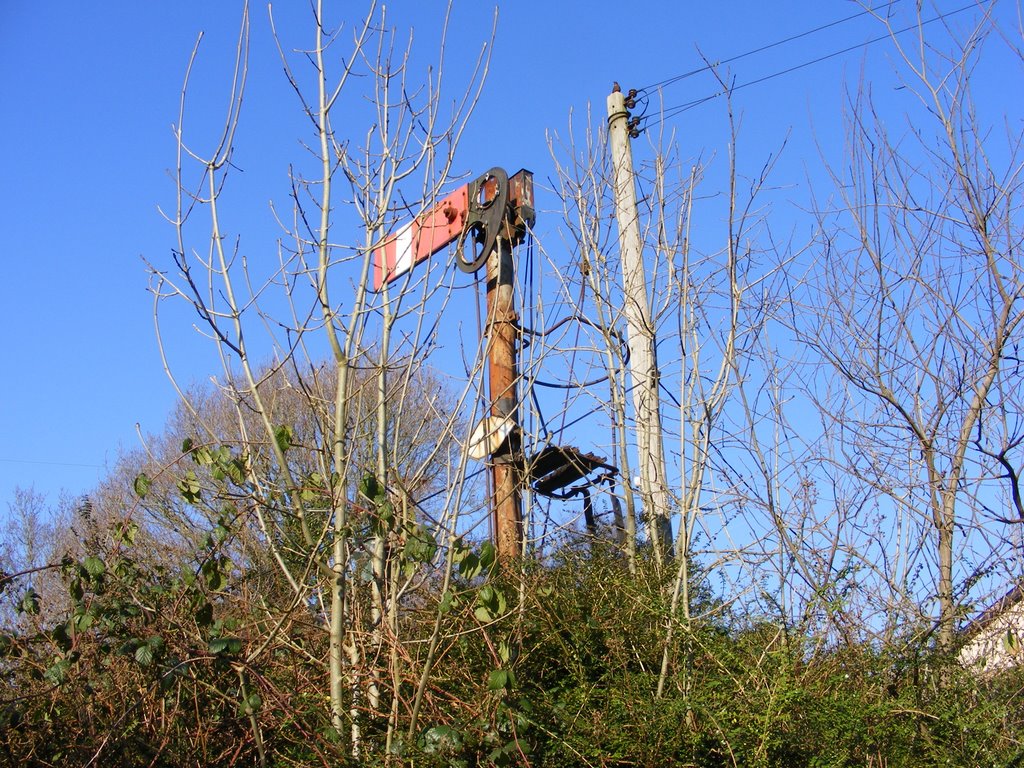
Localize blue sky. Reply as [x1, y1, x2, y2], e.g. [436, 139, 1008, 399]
[0, 0, 1011, 511]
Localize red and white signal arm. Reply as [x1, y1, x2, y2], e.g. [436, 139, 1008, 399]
[372, 185, 471, 291]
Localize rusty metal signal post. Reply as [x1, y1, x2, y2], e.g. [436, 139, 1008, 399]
[373, 168, 535, 562]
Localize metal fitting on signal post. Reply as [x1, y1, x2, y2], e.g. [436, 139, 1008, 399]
[486, 309, 520, 333]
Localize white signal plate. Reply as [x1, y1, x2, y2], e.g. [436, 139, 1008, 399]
[467, 415, 514, 461]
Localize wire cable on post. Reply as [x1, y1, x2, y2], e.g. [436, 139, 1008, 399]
[638, 2, 976, 126]
[636, 0, 903, 95]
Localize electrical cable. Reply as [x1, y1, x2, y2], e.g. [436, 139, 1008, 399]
[637, 0, 902, 94]
[413, 464, 488, 507]
[558, 275, 589, 436]
[642, 2, 976, 125]
[521, 313, 631, 389]
[0, 457, 104, 469]
[519, 232, 550, 441]
[471, 244, 495, 543]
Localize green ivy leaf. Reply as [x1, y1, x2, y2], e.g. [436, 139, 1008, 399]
[114, 521, 138, 547]
[451, 537, 470, 563]
[44, 659, 71, 686]
[489, 584, 508, 612]
[274, 424, 293, 453]
[488, 668, 511, 691]
[212, 522, 230, 544]
[1004, 630, 1020, 654]
[134, 635, 164, 667]
[371, 501, 395, 537]
[135, 643, 155, 667]
[83, 556, 106, 579]
[478, 541, 496, 572]
[117, 639, 141, 657]
[52, 624, 72, 652]
[358, 474, 381, 502]
[114, 557, 136, 581]
[498, 640, 511, 663]
[18, 588, 39, 616]
[178, 470, 202, 504]
[239, 693, 262, 716]
[209, 637, 242, 656]
[474, 584, 507, 622]
[474, 605, 494, 623]
[459, 553, 482, 581]
[487, 740, 518, 767]
[438, 590, 456, 614]
[72, 609, 95, 633]
[133, 473, 152, 499]
[404, 525, 437, 564]
[202, 559, 227, 592]
[420, 725, 464, 754]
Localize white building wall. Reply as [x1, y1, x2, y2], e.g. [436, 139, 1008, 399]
[960, 599, 1024, 673]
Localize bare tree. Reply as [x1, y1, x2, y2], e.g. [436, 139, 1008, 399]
[147, 1, 494, 756]
[802, 2, 1024, 648]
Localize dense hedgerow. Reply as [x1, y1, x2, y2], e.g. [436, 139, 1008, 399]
[3, 533, 1023, 767]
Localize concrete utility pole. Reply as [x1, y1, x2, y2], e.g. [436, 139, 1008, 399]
[486, 236, 523, 562]
[606, 85, 672, 561]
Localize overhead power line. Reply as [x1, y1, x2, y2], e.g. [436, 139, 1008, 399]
[637, 0, 902, 94]
[0, 457, 104, 470]
[640, 2, 977, 125]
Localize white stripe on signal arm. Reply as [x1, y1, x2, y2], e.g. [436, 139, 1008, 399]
[395, 223, 414, 277]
